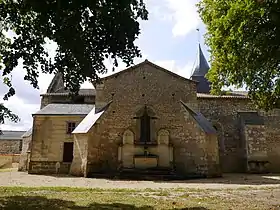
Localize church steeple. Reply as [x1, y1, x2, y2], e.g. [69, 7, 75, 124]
[46, 72, 65, 93]
[192, 44, 210, 77]
[190, 43, 211, 93]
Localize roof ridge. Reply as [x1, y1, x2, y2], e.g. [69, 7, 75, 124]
[97, 59, 197, 84]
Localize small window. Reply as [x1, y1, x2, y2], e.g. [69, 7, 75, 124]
[67, 122, 76, 134]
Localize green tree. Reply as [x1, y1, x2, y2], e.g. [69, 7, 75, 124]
[197, 0, 280, 110]
[0, 0, 148, 127]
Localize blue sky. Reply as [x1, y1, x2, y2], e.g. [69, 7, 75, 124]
[1, 0, 210, 131]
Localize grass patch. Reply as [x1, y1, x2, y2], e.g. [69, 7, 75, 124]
[0, 168, 15, 172]
[0, 186, 275, 209]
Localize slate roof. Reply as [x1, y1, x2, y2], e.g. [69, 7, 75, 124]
[0, 130, 26, 140]
[72, 101, 112, 134]
[239, 112, 264, 125]
[33, 104, 94, 116]
[180, 101, 217, 134]
[41, 89, 96, 96]
[191, 44, 210, 77]
[47, 72, 64, 93]
[192, 76, 211, 93]
[22, 128, 32, 138]
[190, 44, 211, 93]
[197, 93, 249, 99]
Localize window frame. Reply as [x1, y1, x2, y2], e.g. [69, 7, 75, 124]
[66, 121, 76, 134]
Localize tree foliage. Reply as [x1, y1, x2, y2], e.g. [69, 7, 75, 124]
[0, 0, 148, 125]
[197, 0, 280, 110]
[0, 103, 20, 134]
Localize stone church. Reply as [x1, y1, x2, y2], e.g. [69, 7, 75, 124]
[19, 44, 280, 179]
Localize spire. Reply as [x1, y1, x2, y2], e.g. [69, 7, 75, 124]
[191, 42, 211, 93]
[191, 44, 210, 77]
[46, 72, 65, 93]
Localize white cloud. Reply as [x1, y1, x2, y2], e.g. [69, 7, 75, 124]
[1, 96, 40, 131]
[176, 61, 195, 79]
[100, 53, 149, 77]
[153, 59, 194, 79]
[164, 0, 201, 37]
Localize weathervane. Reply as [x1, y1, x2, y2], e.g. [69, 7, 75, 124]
[196, 28, 200, 44]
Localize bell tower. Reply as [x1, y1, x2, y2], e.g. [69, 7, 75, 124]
[190, 29, 211, 93]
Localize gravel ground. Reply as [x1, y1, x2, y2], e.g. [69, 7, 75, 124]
[1, 170, 280, 190]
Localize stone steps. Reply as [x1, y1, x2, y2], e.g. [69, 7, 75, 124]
[88, 168, 207, 180]
[119, 168, 177, 180]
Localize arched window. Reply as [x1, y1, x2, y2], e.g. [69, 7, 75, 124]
[134, 106, 157, 144]
[140, 106, 151, 143]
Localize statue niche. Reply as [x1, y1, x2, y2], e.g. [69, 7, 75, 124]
[157, 129, 170, 145]
[122, 130, 134, 145]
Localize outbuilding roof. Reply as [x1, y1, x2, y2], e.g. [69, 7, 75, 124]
[197, 93, 248, 99]
[40, 89, 96, 96]
[0, 130, 26, 140]
[33, 104, 94, 116]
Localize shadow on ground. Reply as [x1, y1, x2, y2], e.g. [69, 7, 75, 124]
[13, 172, 280, 186]
[86, 173, 280, 185]
[0, 196, 208, 210]
[159, 173, 280, 185]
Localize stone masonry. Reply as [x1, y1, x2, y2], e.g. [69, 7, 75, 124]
[70, 61, 220, 178]
[0, 131, 25, 154]
[20, 44, 280, 178]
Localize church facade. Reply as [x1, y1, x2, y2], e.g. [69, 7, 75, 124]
[20, 45, 280, 178]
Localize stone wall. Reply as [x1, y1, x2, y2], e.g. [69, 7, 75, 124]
[84, 62, 220, 177]
[0, 154, 20, 169]
[29, 115, 85, 174]
[198, 97, 256, 173]
[18, 135, 32, 171]
[199, 97, 280, 173]
[262, 110, 280, 172]
[29, 161, 71, 174]
[0, 139, 21, 154]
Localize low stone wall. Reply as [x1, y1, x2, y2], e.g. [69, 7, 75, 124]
[28, 161, 71, 174]
[0, 154, 20, 169]
[0, 140, 21, 154]
[18, 135, 32, 171]
[18, 153, 30, 171]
